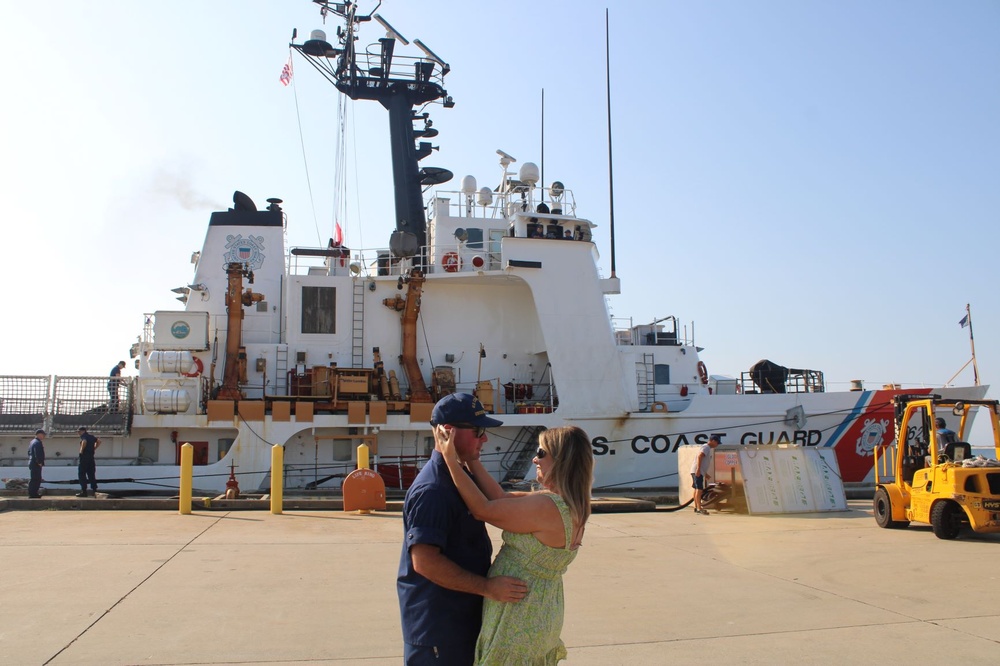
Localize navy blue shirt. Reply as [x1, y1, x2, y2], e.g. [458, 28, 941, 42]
[28, 438, 45, 467]
[79, 433, 98, 459]
[397, 451, 492, 648]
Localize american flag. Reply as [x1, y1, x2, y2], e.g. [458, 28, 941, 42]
[279, 57, 293, 86]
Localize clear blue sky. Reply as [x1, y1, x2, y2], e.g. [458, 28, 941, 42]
[2, 0, 997, 395]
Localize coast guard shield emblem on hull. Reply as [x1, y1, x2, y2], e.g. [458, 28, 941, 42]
[856, 418, 890, 457]
[224, 234, 266, 270]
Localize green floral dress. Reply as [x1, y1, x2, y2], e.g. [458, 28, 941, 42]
[476, 492, 578, 665]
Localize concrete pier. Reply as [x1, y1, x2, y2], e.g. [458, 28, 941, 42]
[1, 500, 998, 664]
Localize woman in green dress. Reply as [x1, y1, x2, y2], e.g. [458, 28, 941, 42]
[437, 424, 593, 665]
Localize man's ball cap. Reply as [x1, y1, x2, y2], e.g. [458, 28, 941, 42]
[430, 393, 503, 427]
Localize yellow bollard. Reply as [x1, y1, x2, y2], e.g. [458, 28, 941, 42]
[270, 444, 284, 515]
[357, 442, 370, 470]
[179, 442, 193, 515]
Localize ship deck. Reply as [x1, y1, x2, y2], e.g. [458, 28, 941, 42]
[2, 500, 998, 664]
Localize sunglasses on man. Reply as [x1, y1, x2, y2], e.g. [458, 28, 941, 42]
[453, 424, 487, 438]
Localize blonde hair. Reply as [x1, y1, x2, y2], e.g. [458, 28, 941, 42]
[538, 426, 593, 529]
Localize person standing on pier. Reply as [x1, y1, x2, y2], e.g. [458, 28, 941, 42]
[397, 393, 528, 665]
[76, 426, 100, 497]
[692, 434, 722, 515]
[27, 429, 45, 498]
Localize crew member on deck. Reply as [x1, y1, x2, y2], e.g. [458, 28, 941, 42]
[108, 361, 126, 409]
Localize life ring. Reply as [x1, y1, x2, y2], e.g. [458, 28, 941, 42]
[697, 361, 708, 385]
[651, 401, 668, 413]
[442, 252, 461, 272]
[183, 356, 204, 377]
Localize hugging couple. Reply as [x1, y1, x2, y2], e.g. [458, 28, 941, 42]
[397, 393, 594, 665]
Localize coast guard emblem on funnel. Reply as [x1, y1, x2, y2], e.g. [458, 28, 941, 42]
[856, 418, 890, 457]
[224, 234, 266, 270]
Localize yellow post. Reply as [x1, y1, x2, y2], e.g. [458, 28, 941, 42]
[270, 444, 284, 515]
[357, 442, 370, 470]
[179, 442, 193, 515]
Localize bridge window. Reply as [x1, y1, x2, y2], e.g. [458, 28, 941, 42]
[218, 438, 234, 462]
[465, 227, 484, 249]
[138, 438, 159, 464]
[301, 286, 335, 334]
[332, 438, 353, 461]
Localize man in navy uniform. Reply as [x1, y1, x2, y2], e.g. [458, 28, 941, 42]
[28, 429, 45, 498]
[76, 426, 101, 497]
[397, 393, 527, 665]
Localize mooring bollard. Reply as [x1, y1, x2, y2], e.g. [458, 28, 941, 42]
[179, 442, 193, 515]
[270, 444, 284, 515]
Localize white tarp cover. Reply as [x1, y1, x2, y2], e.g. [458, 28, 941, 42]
[739, 446, 847, 514]
[677, 445, 847, 514]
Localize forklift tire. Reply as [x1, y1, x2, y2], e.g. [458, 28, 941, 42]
[930, 501, 963, 540]
[873, 487, 909, 529]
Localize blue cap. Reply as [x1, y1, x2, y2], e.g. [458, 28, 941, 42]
[430, 393, 503, 428]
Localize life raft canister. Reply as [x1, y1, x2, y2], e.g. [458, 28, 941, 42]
[182, 356, 204, 377]
[442, 252, 461, 272]
[697, 361, 708, 385]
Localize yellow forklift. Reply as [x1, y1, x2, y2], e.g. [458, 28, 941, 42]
[873, 395, 1000, 540]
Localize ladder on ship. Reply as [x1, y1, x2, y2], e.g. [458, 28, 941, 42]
[502, 425, 545, 482]
[638, 353, 655, 410]
[274, 346, 289, 395]
[352, 278, 365, 368]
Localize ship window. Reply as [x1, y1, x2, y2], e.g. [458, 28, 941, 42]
[654, 365, 670, 385]
[488, 230, 504, 269]
[465, 228, 484, 249]
[332, 438, 352, 461]
[218, 438, 234, 461]
[137, 438, 159, 464]
[301, 286, 335, 334]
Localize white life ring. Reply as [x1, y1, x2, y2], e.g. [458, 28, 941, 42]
[442, 252, 461, 272]
[697, 361, 708, 385]
[183, 356, 204, 377]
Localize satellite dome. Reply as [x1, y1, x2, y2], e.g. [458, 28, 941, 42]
[519, 162, 540, 186]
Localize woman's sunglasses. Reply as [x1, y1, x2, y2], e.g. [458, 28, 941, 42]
[535, 447, 548, 459]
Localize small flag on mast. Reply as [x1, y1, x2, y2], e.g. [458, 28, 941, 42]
[279, 56, 293, 86]
[333, 221, 344, 246]
[959, 314, 969, 328]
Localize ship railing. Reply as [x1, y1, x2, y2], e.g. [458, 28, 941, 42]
[739, 369, 826, 394]
[611, 316, 695, 347]
[50, 376, 133, 434]
[0, 375, 50, 433]
[357, 43, 448, 90]
[0, 455, 155, 468]
[428, 187, 578, 221]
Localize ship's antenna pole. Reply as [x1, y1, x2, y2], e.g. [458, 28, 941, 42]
[605, 8, 617, 278]
[541, 88, 545, 204]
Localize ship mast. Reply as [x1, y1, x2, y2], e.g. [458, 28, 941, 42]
[292, 1, 455, 265]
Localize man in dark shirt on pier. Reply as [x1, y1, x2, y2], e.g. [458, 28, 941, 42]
[28, 429, 45, 498]
[76, 426, 100, 497]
